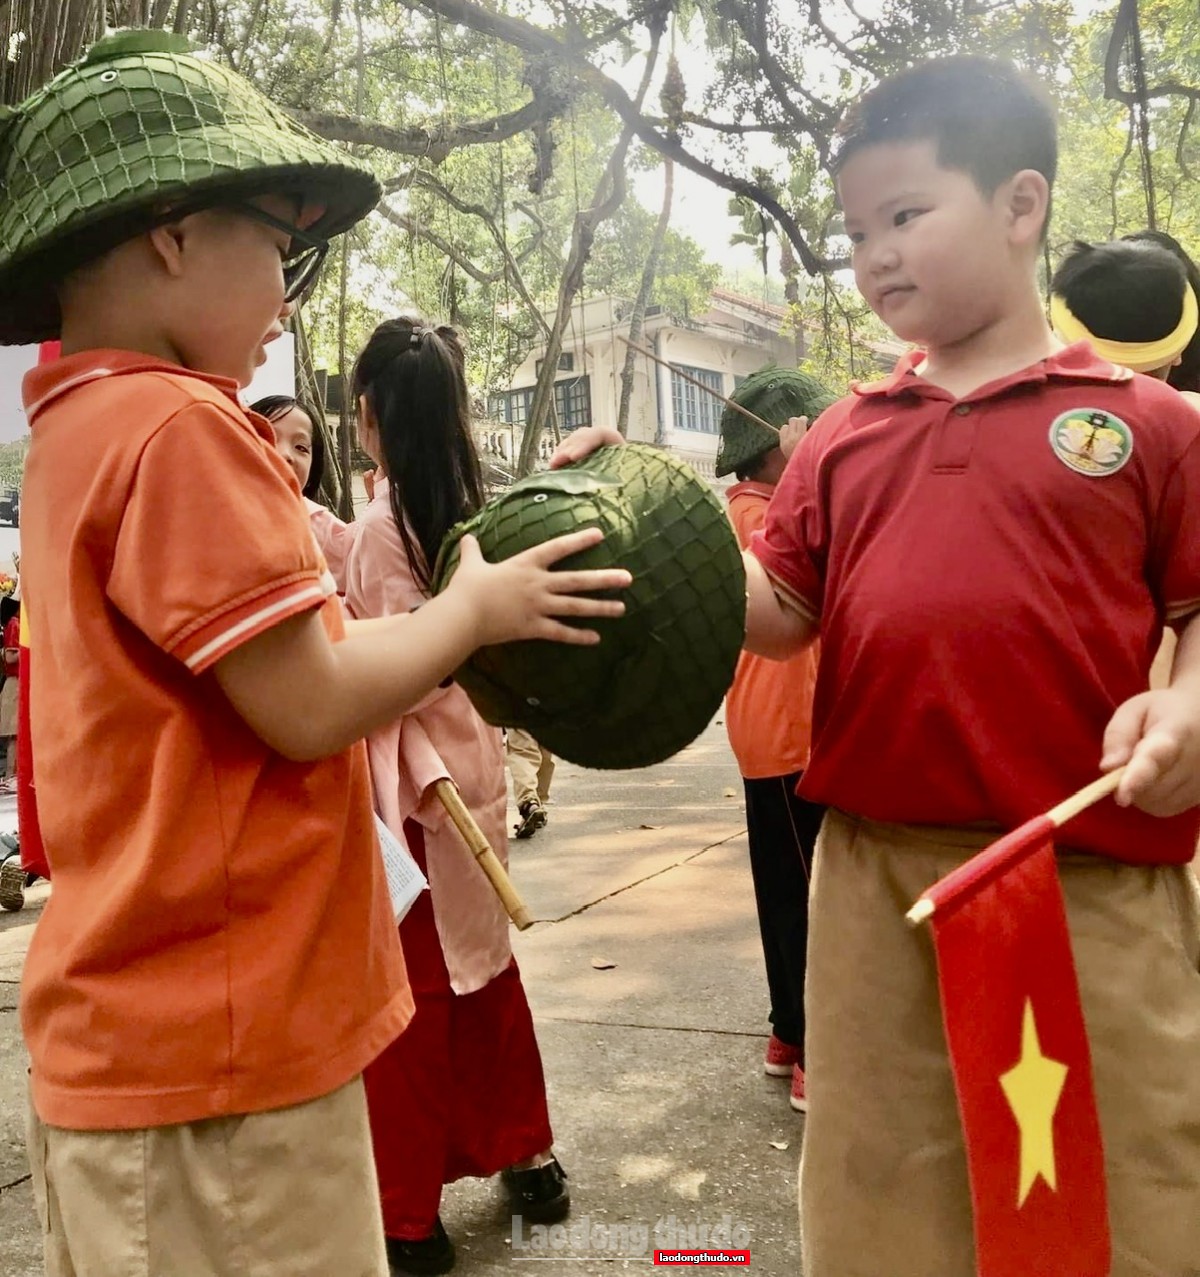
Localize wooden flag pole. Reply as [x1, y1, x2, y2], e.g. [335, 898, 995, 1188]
[434, 778, 535, 931]
[1044, 768, 1125, 827]
[906, 767, 1126, 927]
[618, 336, 781, 435]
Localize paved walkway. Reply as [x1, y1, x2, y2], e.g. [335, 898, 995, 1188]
[0, 721, 807, 1275]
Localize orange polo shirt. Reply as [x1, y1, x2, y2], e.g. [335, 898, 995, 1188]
[20, 350, 412, 1130]
[724, 482, 819, 780]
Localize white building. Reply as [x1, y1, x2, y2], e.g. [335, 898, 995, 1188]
[484, 290, 902, 480]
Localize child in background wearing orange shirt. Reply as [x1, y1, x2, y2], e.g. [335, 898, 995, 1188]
[715, 369, 835, 1115]
[0, 33, 627, 1277]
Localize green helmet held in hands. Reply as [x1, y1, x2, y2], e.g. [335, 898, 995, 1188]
[715, 365, 838, 477]
[433, 444, 746, 770]
[0, 29, 381, 344]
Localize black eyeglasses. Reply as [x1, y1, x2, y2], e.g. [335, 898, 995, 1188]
[230, 203, 331, 303]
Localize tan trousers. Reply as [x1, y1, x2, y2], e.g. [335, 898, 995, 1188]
[26, 1076, 388, 1277]
[801, 810, 1200, 1277]
[507, 728, 554, 808]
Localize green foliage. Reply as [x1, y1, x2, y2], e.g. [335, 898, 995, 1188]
[588, 198, 720, 321]
[795, 275, 896, 395]
[0, 439, 30, 489]
[13, 0, 1200, 400]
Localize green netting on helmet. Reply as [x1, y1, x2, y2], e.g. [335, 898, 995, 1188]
[715, 365, 838, 477]
[0, 30, 381, 343]
[433, 444, 746, 770]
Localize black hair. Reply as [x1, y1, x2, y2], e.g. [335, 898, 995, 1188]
[832, 56, 1057, 228]
[1051, 239, 1187, 344]
[250, 394, 326, 500]
[734, 452, 773, 483]
[351, 317, 485, 595]
[0, 597, 18, 627]
[1122, 229, 1200, 392]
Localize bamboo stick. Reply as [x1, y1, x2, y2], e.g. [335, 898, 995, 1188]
[905, 767, 1127, 927]
[1044, 768, 1124, 827]
[618, 336, 781, 435]
[434, 778, 534, 931]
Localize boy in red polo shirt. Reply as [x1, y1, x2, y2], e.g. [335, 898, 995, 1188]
[555, 53, 1200, 1277]
[749, 58, 1200, 1277]
[0, 33, 627, 1277]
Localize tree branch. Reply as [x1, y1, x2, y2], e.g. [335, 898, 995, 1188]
[1103, 0, 1200, 106]
[641, 111, 800, 136]
[804, 0, 877, 74]
[374, 202, 500, 283]
[291, 96, 552, 162]
[727, 0, 839, 152]
[403, 170, 551, 334]
[517, 21, 661, 474]
[396, 0, 844, 274]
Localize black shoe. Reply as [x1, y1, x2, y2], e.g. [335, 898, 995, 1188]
[514, 800, 548, 840]
[385, 1217, 456, 1275]
[502, 1156, 570, 1224]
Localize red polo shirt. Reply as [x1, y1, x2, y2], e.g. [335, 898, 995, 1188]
[751, 343, 1200, 864]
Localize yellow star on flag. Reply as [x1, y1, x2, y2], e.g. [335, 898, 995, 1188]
[1000, 998, 1069, 1207]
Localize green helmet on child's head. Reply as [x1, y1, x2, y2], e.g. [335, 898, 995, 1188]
[715, 366, 838, 477]
[0, 29, 381, 344]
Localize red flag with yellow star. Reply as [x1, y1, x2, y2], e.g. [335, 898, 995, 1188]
[918, 816, 1110, 1277]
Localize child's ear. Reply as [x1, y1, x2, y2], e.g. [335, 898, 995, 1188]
[146, 221, 189, 279]
[1002, 169, 1051, 248]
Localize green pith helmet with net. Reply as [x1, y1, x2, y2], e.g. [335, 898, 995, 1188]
[715, 366, 838, 478]
[0, 29, 381, 344]
[433, 444, 746, 770]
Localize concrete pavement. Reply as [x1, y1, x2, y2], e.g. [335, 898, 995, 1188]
[0, 720, 807, 1275]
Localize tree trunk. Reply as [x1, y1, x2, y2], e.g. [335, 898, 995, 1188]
[616, 158, 673, 437]
[779, 241, 806, 365]
[335, 235, 355, 522]
[516, 33, 662, 476]
[291, 308, 345, 514]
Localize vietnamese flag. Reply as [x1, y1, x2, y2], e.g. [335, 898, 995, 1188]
[916, 816, 1110, 1277]
[16, 603, 48, 880]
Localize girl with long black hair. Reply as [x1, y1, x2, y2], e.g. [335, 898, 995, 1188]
[344, 317, 568, 1276]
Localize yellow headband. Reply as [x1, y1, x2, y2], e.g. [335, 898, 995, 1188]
[1050, 286, 1199, 374]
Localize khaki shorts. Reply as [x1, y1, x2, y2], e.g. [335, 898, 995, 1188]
[26, 1076, 388, 1277]
[801, 810, 1200, 1277]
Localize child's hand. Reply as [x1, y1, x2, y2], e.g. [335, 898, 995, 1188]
[550, 427, 624, 469]
[450, 530, 630, 648]
[1101, 686, 1200, 815]
[778, 416, 809, 460]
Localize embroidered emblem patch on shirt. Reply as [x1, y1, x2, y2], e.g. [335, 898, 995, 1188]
[1048, 408, 1134, 477]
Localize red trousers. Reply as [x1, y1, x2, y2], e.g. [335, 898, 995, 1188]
[364, 821, 554, 1240]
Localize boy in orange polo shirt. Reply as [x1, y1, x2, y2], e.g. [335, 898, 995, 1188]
[0, 32, 627, 1277]
[559, 55, 1200, 1277]
[715, 368, 835, 1115]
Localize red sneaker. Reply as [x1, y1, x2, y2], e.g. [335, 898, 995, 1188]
[790, 1065, 808, 1113]
[763, 1034, 801, 1077]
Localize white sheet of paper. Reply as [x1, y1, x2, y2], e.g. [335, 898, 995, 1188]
[374, 813, 428, 923]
